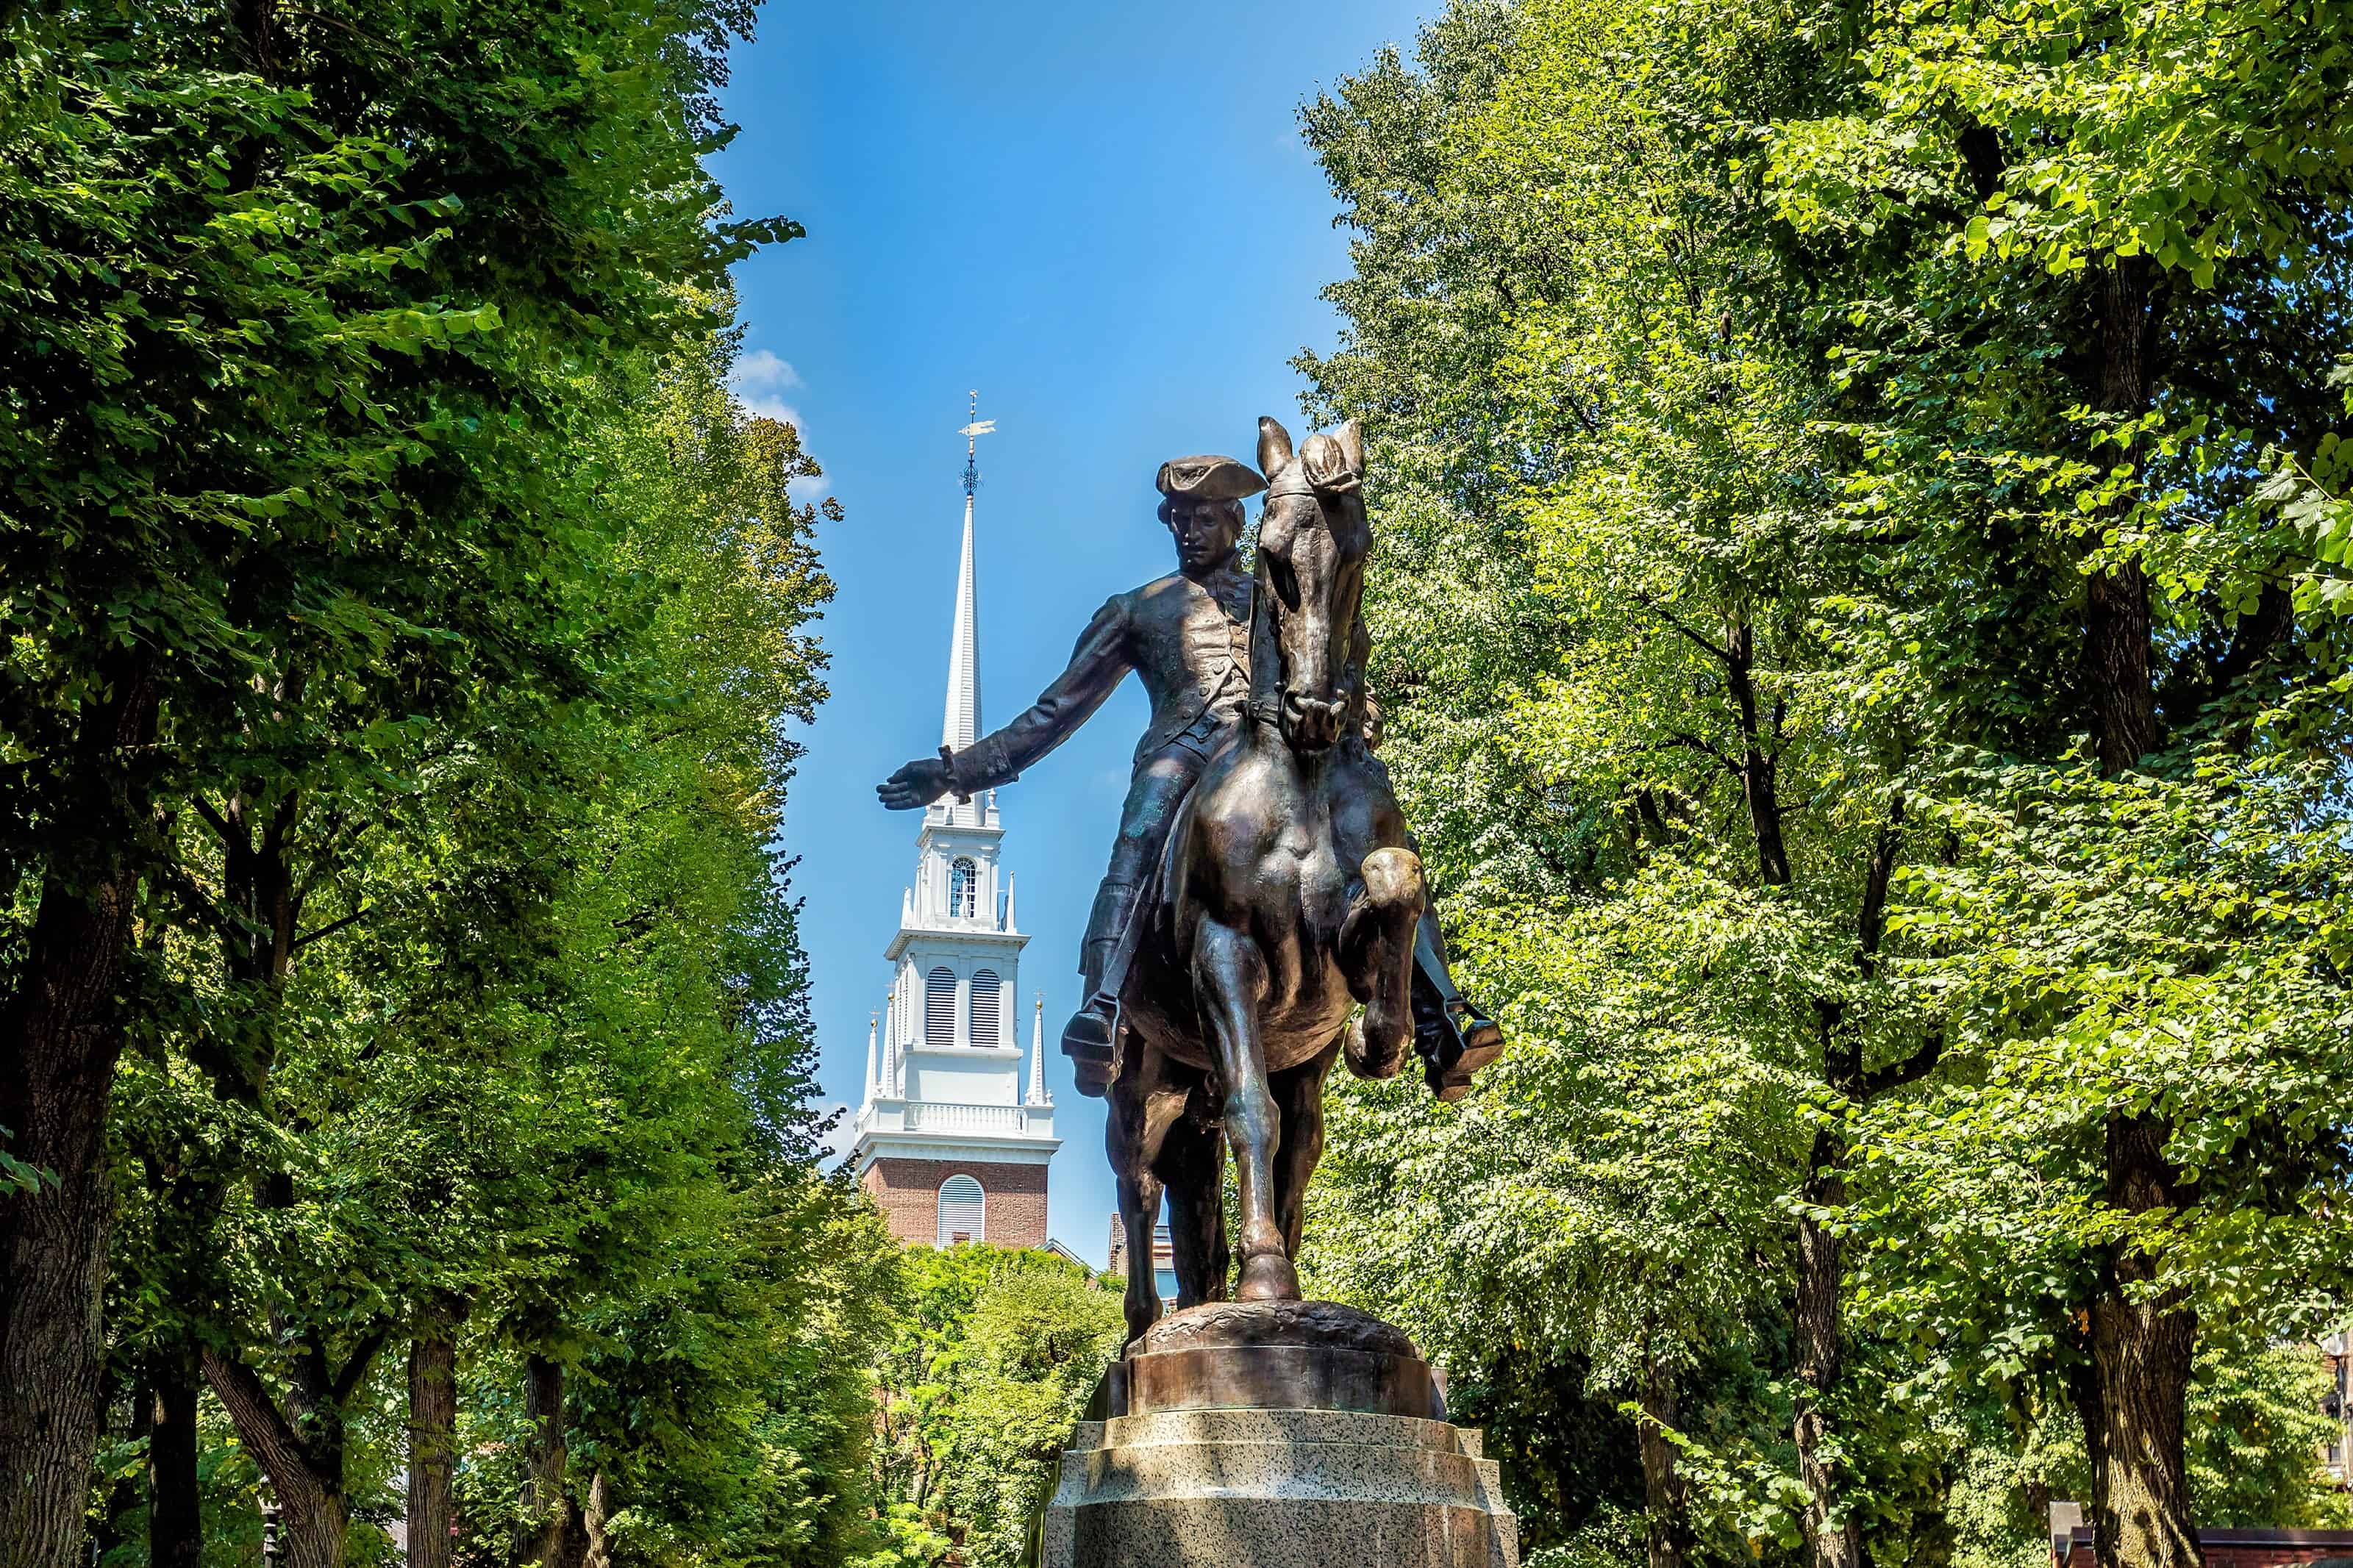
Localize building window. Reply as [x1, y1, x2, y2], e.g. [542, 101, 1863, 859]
[938, 1175, 985, 1245]
[971, 969, 1001, 1048]
[949, 857, 978, 918]
[925, 967, 956, 1050]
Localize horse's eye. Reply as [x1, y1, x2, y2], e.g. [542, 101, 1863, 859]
[1265, 549, 1301, 610]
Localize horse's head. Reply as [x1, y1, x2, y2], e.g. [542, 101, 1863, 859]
[1254, 415, 1368, 755]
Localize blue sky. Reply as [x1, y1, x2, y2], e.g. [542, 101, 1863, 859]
[711, 0, 1433, 1264]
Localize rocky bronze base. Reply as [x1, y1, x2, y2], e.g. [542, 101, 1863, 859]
[1040, 1303, 1517, 1567]
[1103, 1299, 1447, 1422]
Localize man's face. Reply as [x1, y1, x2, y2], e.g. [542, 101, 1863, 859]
[1167, 498, 1243, 575]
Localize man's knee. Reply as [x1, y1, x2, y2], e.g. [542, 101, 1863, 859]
[1109, 760, 1196, 882]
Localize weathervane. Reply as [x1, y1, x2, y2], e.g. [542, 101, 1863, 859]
[959, 389, 996, 498]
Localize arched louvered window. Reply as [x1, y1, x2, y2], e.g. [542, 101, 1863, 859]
[937, 1175, 985, 1245]
[949, 857, 978, 918]
[970, 969, 1001, 1048]
[925, 967, 957, 1050]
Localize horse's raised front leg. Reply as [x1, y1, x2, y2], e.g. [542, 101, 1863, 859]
[1191, 917, 1296, 1300]
[1340, 845, 1424, 1081]
[1157, 1103, 1228, 1309]
[1271, 1042, 1339, 1259]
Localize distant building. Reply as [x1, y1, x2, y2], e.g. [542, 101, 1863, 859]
[1106, 1213, 1177, 1306]
[850, 401, 1061, 1250]
[2324, 1327, 2351, 1485]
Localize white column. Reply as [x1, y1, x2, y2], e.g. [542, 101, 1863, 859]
[954, 970, 971, 1050]
[865, 1012, 879, 1098]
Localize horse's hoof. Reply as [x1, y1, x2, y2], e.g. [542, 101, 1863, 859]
[1237, 1252, 1300, 1301]
[1344, 1015, 1407, 1081]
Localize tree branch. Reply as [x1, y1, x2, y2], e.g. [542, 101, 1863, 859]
[201, 1347, 323, 1498]
[1663, 731, 1741, 776]
[189, 797, 233, 842]
[1854, 792, 1905, 981]
[289, 906, 369, 953]
[1637, 595, 1735, 665]
[329, 1325, 390, 1406]
[1864, 1034, 1944, 1098]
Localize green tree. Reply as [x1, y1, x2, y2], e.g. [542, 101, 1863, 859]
[1297, 4, 2353, 1568]
[0, 0, 796, 1559]
[867, 1246, 1123, 1568]
[1761, 0, 2353, 1548]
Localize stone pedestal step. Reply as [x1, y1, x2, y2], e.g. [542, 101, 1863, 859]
[1043, 1406, 1517, 1568]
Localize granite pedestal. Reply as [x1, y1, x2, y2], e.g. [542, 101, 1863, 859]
[1039, 1302, 1518, 1568]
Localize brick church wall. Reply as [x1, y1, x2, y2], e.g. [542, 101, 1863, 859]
[862, 1157, 1048, 1249]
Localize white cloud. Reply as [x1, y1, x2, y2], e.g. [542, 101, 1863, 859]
[819, 1103, 857, 1169]
[726, 348, 831, 501]
[732, 348, 801, 392]
[729, 348, 805, 425]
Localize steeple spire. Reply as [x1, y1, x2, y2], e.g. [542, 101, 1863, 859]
[943, 392, 995, 755]
[865, 1010, 879, 1096]
[1027, 992, 1051, 1106]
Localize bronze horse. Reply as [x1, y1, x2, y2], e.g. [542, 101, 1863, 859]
[1106, 416, 1425, 1344]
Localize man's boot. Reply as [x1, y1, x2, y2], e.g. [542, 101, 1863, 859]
[1063, 881, 1139, 1096]
[1410, 907, 1502, 1102]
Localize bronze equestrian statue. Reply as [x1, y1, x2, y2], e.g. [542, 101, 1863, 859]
[879, 417, 1502, 1341]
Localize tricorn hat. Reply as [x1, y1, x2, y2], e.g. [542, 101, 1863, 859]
[1155, 454, 1267, 503]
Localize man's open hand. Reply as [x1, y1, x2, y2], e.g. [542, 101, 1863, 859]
[877, 756, 954, 810]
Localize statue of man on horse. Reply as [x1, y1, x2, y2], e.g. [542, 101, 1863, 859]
[877, 416, 1502, 1341]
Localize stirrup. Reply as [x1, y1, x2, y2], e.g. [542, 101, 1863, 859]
[1419, 998, 1504, 1102]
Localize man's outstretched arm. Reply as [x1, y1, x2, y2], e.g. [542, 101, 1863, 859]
[877, 596, 1132, 809]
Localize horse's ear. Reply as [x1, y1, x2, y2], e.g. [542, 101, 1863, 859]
[1257, 417, 1294, 476]
[1335, 418, 1365, 476]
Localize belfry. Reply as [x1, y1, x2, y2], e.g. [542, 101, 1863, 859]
[851, 397, 1060, 1247]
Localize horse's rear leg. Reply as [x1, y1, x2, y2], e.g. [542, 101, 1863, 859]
[1158, 1111, 1227, 1309]
[1340, 846, 1424, 1080]
[1192, 917, 1295, 1300]
[1271, 1042, 1338, 1259]
[1107, 1070, 1168, 1347]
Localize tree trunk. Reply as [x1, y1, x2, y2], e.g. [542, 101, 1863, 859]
[2075, 259, 2199, 1568]
[1788, 806, 1905, 1568]
[521, 1354, 577, 1568]
[576, 1475, 610, 1568]
[1794, 1133, 1868, 1568]
[151, 1358, 205, 1568]
[1724, 621, 1790, 887]
[0, 653, 163, 1568]
[203, 1347, 355, 1568]
[1637, 1352, 1693, 1568]
[2073, 1116, 2202, 1568]
[407, 1303, 463, 1568]
[94, 1380, 147, 1568]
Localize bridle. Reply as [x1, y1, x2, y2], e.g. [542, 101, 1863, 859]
[1246, 467, 1364, 733]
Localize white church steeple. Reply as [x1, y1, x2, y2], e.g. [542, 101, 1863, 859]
[943, 423, 983, 751]
[1026, 994, 1051, 1107]
[936, 393, 993, 828]
[851, 393, 1058, 1249]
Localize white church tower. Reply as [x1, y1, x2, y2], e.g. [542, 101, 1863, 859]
[853, 395, 1060, 1249]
